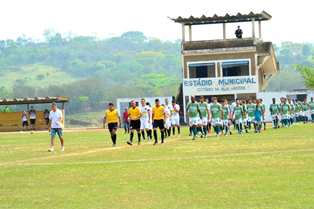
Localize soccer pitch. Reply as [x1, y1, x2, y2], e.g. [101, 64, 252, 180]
[1, 124, 314, 209]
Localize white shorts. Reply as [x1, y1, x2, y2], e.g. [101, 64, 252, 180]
[165, 118, 172, 129]
[281, 114, 290, 120]
[305, 111, 311, 119]
[234, 118, 243, 125]
[140, 118, 151, 130]
[247, 116, 254, 123]
[199, 118, 208, 126]
[212, 118, 223, 126]
[171, 116, 180, 126]
[147, 121, 152, 129]
[189, 117, 200, 126]
[271, 114, 279, 120]
[223, 119, 229, 126]
[243, 117, 248, 123]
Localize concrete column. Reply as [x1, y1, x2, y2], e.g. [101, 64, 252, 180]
[223, 23, 226, 39]
[258, 21, 262, 39]
[183, 95, 186, 123]
[252, 19, 256, 38]
[182, 24, 185, 42]
[188, 25, 192, 41]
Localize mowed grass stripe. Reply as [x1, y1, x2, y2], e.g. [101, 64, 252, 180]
[4, 147, 314, 167]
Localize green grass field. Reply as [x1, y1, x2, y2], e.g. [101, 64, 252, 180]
[1, 124, 314, 209]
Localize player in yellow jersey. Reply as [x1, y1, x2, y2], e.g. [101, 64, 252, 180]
[152, 99, 166, 145]
[103, 103, 121, 146]
[127, 100, 142, 145]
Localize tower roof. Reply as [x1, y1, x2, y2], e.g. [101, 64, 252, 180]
[170, 11, 271, 25]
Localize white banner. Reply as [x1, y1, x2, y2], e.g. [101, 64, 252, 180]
[183, 76, 258, 96]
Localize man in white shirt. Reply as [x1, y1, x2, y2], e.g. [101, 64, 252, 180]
[164, 98, 172, 137]
[169, 100, 180, 135]
[48, 102, 64, 152]
[140, 98, 152, 140]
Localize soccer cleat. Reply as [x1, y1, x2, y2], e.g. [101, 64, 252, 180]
[48, 147, 54, 152]
[61, 146, 65, 152]
[153, 142, 158, 145]
[127, 141, 133, 146]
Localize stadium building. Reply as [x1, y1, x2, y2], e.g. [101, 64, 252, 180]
[170, 11, 280, 120]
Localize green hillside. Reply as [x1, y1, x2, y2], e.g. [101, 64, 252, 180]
[0, 31, 313, 114]
[0, 64, 75, 89]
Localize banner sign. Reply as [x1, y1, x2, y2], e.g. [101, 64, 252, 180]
[183, 76, 258, 95]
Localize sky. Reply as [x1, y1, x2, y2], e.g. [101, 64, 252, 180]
[0, 0, 312, 43]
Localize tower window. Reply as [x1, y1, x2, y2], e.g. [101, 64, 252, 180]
[221, 60, 249, 77]
[188, 63, 216, 78]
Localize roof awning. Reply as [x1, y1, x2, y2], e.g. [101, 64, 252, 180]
[0, 96, 69, 106]
[170, 11, 271, 25]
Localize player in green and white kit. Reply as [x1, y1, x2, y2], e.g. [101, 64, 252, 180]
[241, 100, 249, 133]
[186, 96, 200, 140]
[246, 99, 256, 131]
[301, 99, 310, 123]
[232, 99, 243, 134]
[198, 96, 210, 138]
[287, 98, 295, 126]
[309, 97, 314, 122]
[259, 99, 266, 130]
[222, 99, 232, 136]
[309, 97, 314, 123]
[269, 98, 280, 129]
[209, 97, 223, 136]
[254, 99, 263, 133]
[280, 97, 290, 127]
[295, 100, 302, 122]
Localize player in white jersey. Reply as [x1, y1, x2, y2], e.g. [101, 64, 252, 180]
[169, 100, 181, 136]
[206, 99, 212, 135]
[163, 99, 172, 137]
[145, 102, 153, 139]
[140, 98, 152, 140]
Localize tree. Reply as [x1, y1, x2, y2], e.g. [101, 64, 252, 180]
[297, 65, 314, 89]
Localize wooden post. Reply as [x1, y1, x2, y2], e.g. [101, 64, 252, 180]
[258, 21, 262, 39]
[223, 23, 226, 39]
[188, 25, 192, 41]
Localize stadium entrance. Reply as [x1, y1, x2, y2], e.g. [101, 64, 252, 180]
[170, 11, 279, 121]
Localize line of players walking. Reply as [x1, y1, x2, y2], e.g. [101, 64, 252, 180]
[186, 96, 266, 139]
[186, 96, 314, 140]
[104, 98, 181, 146]
[269, 97, 314, 128]
[103, 96, 314, 146]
